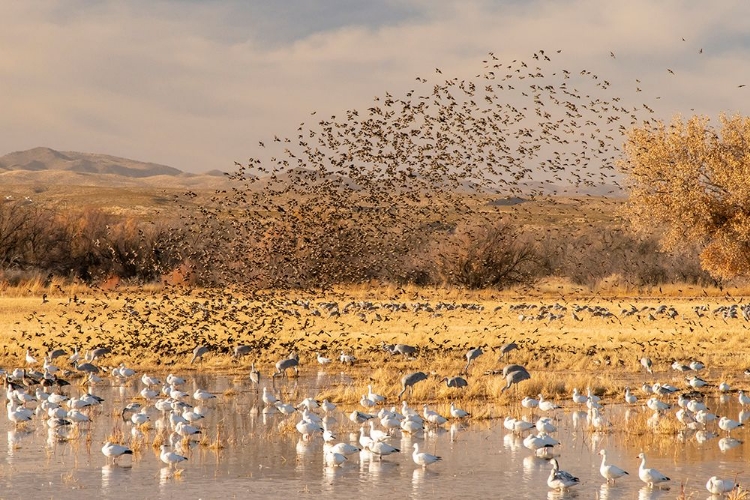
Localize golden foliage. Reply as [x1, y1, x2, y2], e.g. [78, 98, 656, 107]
[621, 114, 750, 279]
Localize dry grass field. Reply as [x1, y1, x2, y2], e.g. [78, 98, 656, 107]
[0, 180, 743, 409]
[2, 280, 750, 409]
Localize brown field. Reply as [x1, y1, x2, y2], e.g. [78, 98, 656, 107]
[3, 281, 750, 408]
[0, 181, 743, 408]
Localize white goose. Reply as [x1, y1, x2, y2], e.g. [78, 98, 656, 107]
[102, 442, 133, 463]
[521, 396, 539, 410]
[368, 441, 400, 459]
[624, 387, 637, 405]
[329, 442, 360, 456]
[718, 416, 743, 434]
[160, 445, 187, 468]
[324, 450, 346, 467]
[422, 404, 448, 425]
[598, 450, 628, 484]
[572, 388, 588, 406]
[261, 387, 278, 406]
[368, 421, 389, 442]
[637, 452, 670, 487]
[450, 402, 469, 419]
[547, 458, 579, 490]
[706, 476, 737, 495]
[412, 443, 441, 468]
[538, 394, 558, 412]
[367, 385, 385, 404]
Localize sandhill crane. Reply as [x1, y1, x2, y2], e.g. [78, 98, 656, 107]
[398, 371, 428, 399]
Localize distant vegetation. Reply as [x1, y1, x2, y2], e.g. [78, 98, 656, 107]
[0, 182, 717, 291]
[0, 198, 180, 285]
[622, 114, 750, 280]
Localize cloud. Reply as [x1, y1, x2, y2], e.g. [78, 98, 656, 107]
[0, 0, 749, 172]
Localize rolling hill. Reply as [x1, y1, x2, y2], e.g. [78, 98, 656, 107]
[0, 147, 231, 188]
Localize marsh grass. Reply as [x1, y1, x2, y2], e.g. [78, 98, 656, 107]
[729, 487, 750, 500]
[5, 286, 750, 407]
[106, 427, 125, 445]
[209, 424, 226, 450]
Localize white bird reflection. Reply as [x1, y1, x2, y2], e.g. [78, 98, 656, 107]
[599, 482, 631, 500]
[411, 467, 438, 492]
[638, 485, 670, 500]
[718, 437, 743, 451]
[101, 463, 130, 492]
[547, 488, 580, 500]
[503, 432, 522, 452]
[571, 410, 586, 429]
[694, 430, 717, 444]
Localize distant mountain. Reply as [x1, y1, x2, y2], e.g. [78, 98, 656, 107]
[0, 147, 184, 177]
[0, 147, 237, 188]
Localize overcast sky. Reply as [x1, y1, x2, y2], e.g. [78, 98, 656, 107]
[2, 0, 749, 173]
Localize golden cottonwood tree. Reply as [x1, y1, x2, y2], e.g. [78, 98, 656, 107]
[621, 114, 750, 279]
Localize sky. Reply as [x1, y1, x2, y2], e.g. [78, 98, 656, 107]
[1, 0, 750, 173]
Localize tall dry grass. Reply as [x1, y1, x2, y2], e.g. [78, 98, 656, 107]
[3, 284, 750, 405]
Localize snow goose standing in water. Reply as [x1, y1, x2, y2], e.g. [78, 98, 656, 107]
[706, 476, 738, 495]
[547, 458, 579, 490]
[325, 450, 346, 467]
[261, 387, 278, 406]
[718, 416, 743, 435]
[636, 452, 670, 487]
[160, 445, 187, 468]
[423, 404, 448, 426]
[368, 441, 400, 460]
[624, 387, 637, 405]
[320, 399, 336, 414]
[538, 394, 558, 413]
[572, 388, 588, 406]
[450, 402, 469, 419]
[102, 442, 133, 464]
[521, 396, 539, 411]
[598, 450, 628, 484]
[368, 421, 388, 442]
[367, 385, 385, 405]
[412, 443, 441, 468]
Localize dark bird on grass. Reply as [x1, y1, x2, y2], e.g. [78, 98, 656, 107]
[499, 341, 518, 359]
[501, 368, 531, 393]
[384, 343, 418, 357]
[441, 376, 468, 389]
[464, 347, 483, 373]
[640, 357, 653, 374]
[233, 345, 252, 359]
[398, 371, 428, 399]
[191, 345, 209, 364]
[249, 362, 261, 386]
[274, 353, 299, 377]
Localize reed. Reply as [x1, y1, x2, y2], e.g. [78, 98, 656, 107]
[5, 286, 750, 407]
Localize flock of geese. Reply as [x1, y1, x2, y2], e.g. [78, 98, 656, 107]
[3, 340, 748, 497]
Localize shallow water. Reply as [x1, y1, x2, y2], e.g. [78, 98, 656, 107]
[2, 373, 748, 499]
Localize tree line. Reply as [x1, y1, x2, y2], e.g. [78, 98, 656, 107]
[0, 194, 714, 291]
